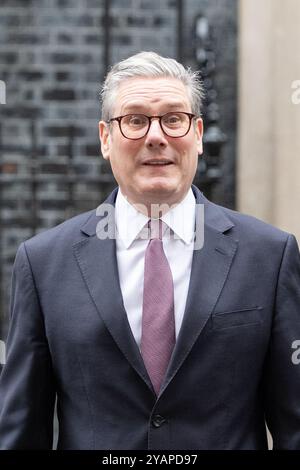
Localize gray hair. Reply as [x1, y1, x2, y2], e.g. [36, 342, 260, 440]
[100, 51, 204, 122]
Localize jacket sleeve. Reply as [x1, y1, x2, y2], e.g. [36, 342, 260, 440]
[264, 234, 300, 449]
[0, 242, 56, 449]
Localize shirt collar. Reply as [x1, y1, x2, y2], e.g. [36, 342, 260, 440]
[115, 187, 196, 249]
[162, 188, 195, 245]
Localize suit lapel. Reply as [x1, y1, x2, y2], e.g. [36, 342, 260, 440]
[73, 185, 238, 396]
[161, 186, 238, 395]
[73, 188, 153, 392]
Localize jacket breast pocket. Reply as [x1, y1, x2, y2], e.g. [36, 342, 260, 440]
[211, 306, 263, 330]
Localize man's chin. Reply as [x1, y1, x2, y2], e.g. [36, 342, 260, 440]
[139, 184, 183, 214]
[126, 181, 184, 216]
[141, 182, 176, 199]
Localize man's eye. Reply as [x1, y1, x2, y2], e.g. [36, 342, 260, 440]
[129, 116, 147, 126]
[164, 114, 181, 125]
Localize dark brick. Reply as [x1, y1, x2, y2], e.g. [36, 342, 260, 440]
[77, 15, 94, 27]
[110, 0, 132, 7]
[43, 89, 76, 101]
[97, 15, 117, 27]
[112, 35, 131, 46]
[40, 200, 68, 210]
[0, 163, 18, 174]
[56, 144, 71, 155]
[84, 34, 103, 45]
[41, 163, 68, 174]
[127, 16, 147, 27]
[153, 16, 167, 27]
[51, 52, 95, 66]
[7, 33, 48, 45]
[3, 106, 41, 119]
[101, 160, 113, 175]
[23, 89, 35, 100]
[73, 163, 93, 175]
[22, 51, 35, 63]
[86, 144, 100, 156]
[0, 0, 28, 5]
[18, 70, 44, 81]
[36, 146, 48, 157]
[139, 0, 157, 8]
[0, 71, 9, 81]
[1, 217, 34, 230]
[57, 33, 73, 44]
[56, 0, 75, 6]
[44, 126, 85, 138]
[0, 15, 20, 27]
[0, 52, 18, 65]
[55, 71, 71, 81]
[50, 53, 77, 64]
[86, 0, 105, 6]
[0, 200, 15, 210]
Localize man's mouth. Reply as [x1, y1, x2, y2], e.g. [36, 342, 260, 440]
[143, 160, 174, 166]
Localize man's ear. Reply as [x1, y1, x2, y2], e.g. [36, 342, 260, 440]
[99, 121, 111, 161]
[195, 118, 204, 155]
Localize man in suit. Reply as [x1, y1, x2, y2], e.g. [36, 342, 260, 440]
[0, 51, 300, 450]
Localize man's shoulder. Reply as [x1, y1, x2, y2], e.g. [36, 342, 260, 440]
[193, 185, 291, 244]
[22, 187, 119, 255]
[23, 209, 96, 254]
[214, 202, 290, 243]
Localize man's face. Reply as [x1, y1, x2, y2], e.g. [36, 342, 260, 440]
[99, 77, 203, 212]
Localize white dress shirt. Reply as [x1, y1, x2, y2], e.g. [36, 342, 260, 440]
[115, 187, 196, 348]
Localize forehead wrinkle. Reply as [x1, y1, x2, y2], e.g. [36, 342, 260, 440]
[122, 101, 187, 114]
[117, 79, 191, 114]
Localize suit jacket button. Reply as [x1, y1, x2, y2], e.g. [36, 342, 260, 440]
[152, 414, 166, 428]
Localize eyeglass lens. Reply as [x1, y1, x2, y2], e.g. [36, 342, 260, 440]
[120, 112, 191, 138]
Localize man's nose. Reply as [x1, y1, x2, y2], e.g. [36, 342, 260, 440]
[145, 118, 168, 148]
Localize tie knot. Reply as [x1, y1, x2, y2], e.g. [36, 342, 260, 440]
[148, 219, 166, 240]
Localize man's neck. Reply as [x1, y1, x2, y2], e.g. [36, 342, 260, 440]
[120, 191, 190, 218]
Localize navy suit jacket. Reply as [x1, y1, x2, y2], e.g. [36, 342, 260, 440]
[0, 185, 300, 449]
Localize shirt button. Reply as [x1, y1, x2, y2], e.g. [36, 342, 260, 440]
[152, 414, 166, 428]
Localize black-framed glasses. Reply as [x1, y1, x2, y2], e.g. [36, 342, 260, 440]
[108, 112, 196, 140]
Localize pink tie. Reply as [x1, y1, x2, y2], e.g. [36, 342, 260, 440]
[141, 219, 176, 395]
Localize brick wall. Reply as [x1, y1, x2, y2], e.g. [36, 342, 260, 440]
[0, 0, 237, 337]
